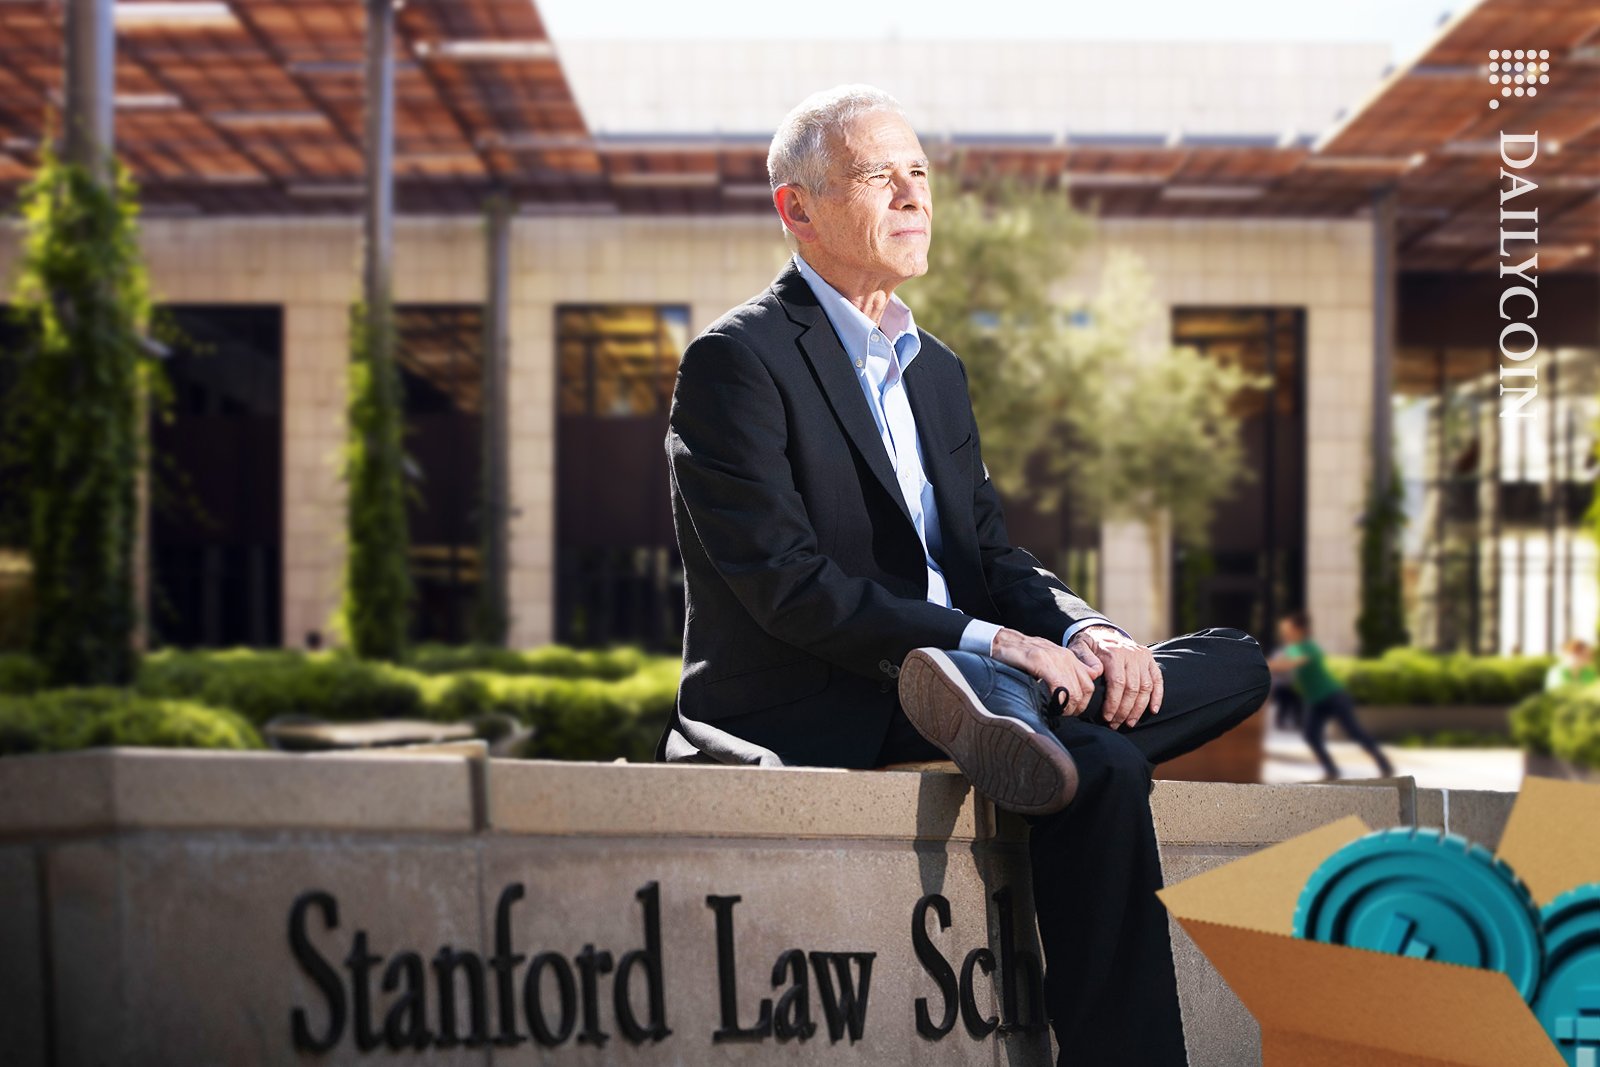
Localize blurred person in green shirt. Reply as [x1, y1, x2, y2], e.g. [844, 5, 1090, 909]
[1545, 637, 1598, 691]
[1266, 610, 1394, 781]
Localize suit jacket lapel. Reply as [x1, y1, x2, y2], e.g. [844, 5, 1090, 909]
[773, 260, 915, 531]
[903, 352, 988, 614]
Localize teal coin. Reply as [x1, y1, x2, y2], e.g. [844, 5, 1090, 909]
[1293, 826, 1544, 1002]
[1533, 884, 1600, 1066]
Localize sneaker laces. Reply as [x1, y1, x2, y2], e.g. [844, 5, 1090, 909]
[1041, 682, 1071, 730]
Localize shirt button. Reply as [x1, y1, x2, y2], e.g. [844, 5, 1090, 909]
[855, 359, 864, 368]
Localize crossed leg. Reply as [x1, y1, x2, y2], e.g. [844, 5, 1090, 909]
[1027, 626, 1270, 1066]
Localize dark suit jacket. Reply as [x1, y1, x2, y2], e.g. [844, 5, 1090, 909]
[658, 257, 1109, 769]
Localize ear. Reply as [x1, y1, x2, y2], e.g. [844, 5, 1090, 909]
[773, 184, 817, 244]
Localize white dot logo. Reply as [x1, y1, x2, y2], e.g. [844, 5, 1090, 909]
[1490, 49, 1551, 108]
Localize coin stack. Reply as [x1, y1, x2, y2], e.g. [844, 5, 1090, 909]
[1293, 826, 1600, 1067]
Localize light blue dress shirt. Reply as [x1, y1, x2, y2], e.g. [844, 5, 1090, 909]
[792, 253, 1129, 655]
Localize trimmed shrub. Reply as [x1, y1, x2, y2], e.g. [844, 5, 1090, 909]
[1550, 683, 1600, 770]
[1331, 648, 1552, 707]
[5, 645, 682, 762]
[408, 643, 653, 680]
[136, 648, 422, 723]
[0, 652, 46, 696]
[1393, 729, 1515, 749]
[0, 687, 262, 755]
[1510, 690, 1562, 755]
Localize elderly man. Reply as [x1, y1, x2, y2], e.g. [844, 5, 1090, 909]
[659, 83, 1270, 1065]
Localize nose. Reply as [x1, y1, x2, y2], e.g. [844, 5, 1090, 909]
[891, 171, 928, 212]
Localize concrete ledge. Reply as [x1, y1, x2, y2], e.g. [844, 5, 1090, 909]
[488, 758, 1001, 842]
[1152, 780, 1403, 845]
[0, 748, 480, 836]
[0, 752, 1416, 848]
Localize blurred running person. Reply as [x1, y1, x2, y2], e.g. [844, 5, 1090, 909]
[1267, 610, 1393, 781]
[1545, 637, 1598, 692]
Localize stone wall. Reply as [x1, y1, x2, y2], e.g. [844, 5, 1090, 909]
[0, 750, 1510, 1066]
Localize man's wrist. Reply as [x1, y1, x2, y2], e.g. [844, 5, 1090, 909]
[959, 617, 1004, 658]
[1062, 617, 1134, 646]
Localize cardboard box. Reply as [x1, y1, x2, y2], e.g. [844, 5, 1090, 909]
[1158, 777, 1600, 1067]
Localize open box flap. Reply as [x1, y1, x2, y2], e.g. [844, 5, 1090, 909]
[1175, 918, 1564, 1067]
[1495, 775, 1600, 906]
[1261, 1028, 1527, 1067]
[1158, 815, 1369, 934]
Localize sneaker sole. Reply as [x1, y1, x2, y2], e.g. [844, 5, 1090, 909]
[898, 648, 1079, 816]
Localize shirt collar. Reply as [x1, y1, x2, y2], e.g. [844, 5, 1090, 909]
[792, 253, 920, 369]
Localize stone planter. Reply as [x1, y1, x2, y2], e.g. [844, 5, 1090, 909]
[0, 748, 1428, 1067]
[1156, 702, 1265, 783]
[1335, 703, 1512, 743]
[1523, 750, 1600, 783]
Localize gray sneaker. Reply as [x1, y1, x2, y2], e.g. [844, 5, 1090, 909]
[897, 647, 1080, 815]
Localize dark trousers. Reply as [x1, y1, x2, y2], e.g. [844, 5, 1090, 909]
[1270, 676, 1304, 731]
[876, 626, 1271, 1067]
[1302, 688, 1393, 779]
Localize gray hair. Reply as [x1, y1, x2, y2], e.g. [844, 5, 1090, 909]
[767, 83, 907, 194]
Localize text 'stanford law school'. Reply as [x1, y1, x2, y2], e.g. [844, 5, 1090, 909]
[2, 0, 1597, 659]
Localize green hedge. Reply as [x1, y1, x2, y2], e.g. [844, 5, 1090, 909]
[1552, 686, 1600, 770]
[1330, 648, 1552, 707]
[0, 646, 680, 761]
[1512, 682, 1600, 768]
[407, 643, 655, 680]
[1510, 689, 1562, 755]
[136, 649, 426, 723]
[0, 652, 47, 696]
[1, 645, 1563, 762]
[0, 687, 262, 755]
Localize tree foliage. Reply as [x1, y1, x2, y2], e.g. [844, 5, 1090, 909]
[3, 147, 159, 686]
[900, 169, 1263, 550]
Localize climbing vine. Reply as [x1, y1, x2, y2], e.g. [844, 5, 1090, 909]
[1356, 457, 1410, 656]
[339, 298, 412, 661]
[2, 146, 162, 686]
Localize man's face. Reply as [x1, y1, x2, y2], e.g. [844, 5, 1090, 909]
[800, 110, 931, 285]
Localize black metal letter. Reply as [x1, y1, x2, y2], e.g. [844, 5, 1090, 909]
[489, 883, 527, 1047]
[808, 952, 875, 1043]
[575, 944, 614, 1047]
[706, 895, 772, 1041]
[432, 947, 489, 1048]
[523, 952, 577, 1046]
[912, 894, 957, 1039]
[614, 881, 672, 1044]
[381, 951, 432, 1050]
[344, 929, 383, 1051]
[960, 947, 999, 1037]
[289, 890, 347, 1053]
[770, 948, 815, 1041]
[993, 886, 1047, 1033]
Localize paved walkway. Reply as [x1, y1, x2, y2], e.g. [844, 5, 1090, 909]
[1262, 727, 1525, 792]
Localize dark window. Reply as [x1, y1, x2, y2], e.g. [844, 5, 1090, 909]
[555, 305, 689, 649]
[148, 306, 285, 649]
[395, 305, 484, 644]
[1170, 308, 1307, 644]
[0, 309, 31, 648]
